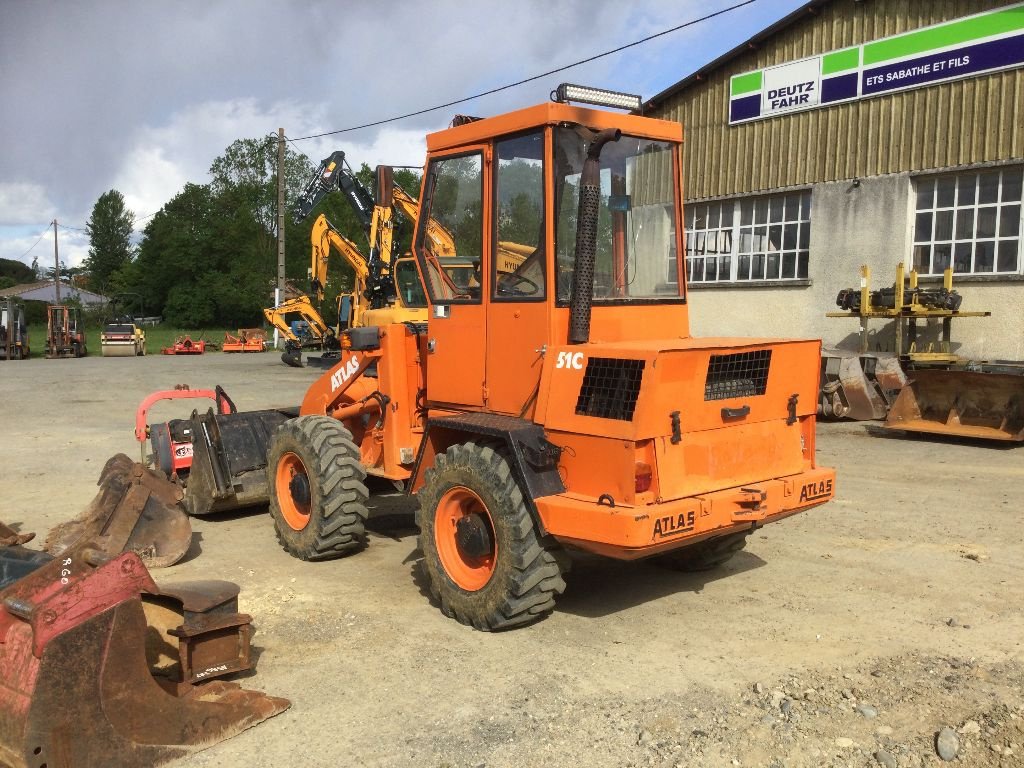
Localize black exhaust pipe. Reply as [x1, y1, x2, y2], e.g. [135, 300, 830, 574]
[569, 128, 620, 345]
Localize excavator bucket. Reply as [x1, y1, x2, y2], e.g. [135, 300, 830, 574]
[819, 349, 907, 420]
[819, 349, 888, 420]
[884, 368, 1024, 441]
[863, 354, 908, 408]
[44, 453, 192, 568]
[281, 346, 304, 367]
[0, 545, 289, 768]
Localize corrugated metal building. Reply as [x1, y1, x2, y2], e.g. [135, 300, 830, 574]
[0, 280, 108, 306]
[646, 0, 1024, 360]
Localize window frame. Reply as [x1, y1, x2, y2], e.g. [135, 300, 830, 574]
[684, 189, 812, 285]
[552, 131, 687, 307]
[910, 166, 1023, 277]
[414, 148, 487, 306]
[490, 129, 548, 304]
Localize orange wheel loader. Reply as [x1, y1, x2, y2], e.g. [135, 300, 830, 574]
[148, 86, 836, 630]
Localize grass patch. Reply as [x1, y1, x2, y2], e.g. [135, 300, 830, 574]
[23, 323, 240, 357]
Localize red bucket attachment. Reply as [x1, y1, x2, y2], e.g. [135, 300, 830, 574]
[0, 549, 289, 768]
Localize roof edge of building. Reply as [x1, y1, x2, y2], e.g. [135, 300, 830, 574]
[642, 0, 834, 112]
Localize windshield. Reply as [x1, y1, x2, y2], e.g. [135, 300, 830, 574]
[393, 258, 427, 307]
[554, 128, 682, 302]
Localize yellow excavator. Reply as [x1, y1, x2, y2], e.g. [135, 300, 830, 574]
[274, 155, 436, 367]
[273, 151, 533, 367]
[262, 294, 339, 362]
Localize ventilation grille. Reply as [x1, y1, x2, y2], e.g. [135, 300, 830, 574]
[575, 358, 645, 421]
[705, 350, 772, 401]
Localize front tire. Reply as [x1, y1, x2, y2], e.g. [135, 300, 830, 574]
[267, 415, 369, 561]
[418, 442, 565, 630]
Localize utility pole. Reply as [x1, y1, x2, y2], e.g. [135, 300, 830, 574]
[275, 128, 286, 349]
[52, 219, 60, 305]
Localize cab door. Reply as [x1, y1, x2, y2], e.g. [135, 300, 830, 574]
[485, 130, 550, 416]
[417, 147, 490, 408]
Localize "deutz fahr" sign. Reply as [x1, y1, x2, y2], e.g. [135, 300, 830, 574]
[729, 3, 1024, 125]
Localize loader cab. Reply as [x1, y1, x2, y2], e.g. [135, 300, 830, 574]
[413, 100, 688, 415]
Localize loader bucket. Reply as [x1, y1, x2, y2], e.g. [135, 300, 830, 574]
[883, 369, 1024, 441]
[0, 550, 289, 768]
[183, 409, 291, 516]
[43, 453, 192, 567]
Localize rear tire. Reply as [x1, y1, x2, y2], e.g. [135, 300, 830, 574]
[418, 442, 565, 630]
[267, 415, 369, 561]
[654, 531, 749, 572]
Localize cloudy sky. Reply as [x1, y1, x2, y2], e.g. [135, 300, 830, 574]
[0, 0, 804, 272]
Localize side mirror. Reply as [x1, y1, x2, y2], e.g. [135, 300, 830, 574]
[376, 166, 394, 208]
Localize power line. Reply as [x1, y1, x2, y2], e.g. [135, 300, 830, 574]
[13, 229, 48, 261]
[288, 0, 758, 142]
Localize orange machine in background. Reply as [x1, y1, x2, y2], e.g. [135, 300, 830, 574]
[222, 329, 266, 353]
[45, 305, 87, 358]
[147, 85, 835, 631]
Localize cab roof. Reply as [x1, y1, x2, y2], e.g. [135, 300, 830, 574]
[426, 102, 683, 152]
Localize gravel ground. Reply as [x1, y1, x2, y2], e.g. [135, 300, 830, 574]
[1, 351, 1022, 768]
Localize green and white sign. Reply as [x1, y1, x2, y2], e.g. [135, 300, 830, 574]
[729, 2, 1024, 124]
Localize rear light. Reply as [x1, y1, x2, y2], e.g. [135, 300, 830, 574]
[635, 461, 653, 493]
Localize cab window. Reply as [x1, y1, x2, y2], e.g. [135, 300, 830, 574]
[493, 131, 546, 300]
[416, 153, 484, 303]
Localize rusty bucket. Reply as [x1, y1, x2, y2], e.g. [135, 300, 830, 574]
[883, 368, 1024, 441]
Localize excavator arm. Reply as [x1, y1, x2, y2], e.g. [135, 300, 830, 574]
[293, 151, 375, 229]
[310, 214, 369, 302]
[262, 296, 332, 346]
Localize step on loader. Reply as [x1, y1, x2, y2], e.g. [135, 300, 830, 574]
[139, 87, 836, 630]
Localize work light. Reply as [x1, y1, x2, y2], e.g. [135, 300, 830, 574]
[551, 83, 642, 111]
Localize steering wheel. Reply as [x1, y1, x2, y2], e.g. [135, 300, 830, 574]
[497, 273, 540, 296]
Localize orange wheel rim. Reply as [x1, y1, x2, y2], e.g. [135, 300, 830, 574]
[276, 452, 311, 531]
[434, 486, 497, 591]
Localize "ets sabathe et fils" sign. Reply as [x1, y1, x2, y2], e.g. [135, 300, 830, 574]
[729, 3, 1024, 125]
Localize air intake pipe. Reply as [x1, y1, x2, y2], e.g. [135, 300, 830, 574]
[569, 127, 620, 345]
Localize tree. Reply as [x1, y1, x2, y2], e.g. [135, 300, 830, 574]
[84, 190, 134, 292]
[0, 257, 35, 284]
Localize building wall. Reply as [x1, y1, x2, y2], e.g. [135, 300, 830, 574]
[650, 0, 1024, 359]
[685, 171, 1024, 359]
[656, 0, 1023, 199]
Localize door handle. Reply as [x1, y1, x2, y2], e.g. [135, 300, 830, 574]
[427, 338, 436, 353]
[721, 405, 750, 419]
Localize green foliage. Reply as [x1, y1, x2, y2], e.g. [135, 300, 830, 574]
[84, 190, 135, 293]
[0, 257, 35, 284]
[0, 277, 15, 290]
[119, 137, 424, 330]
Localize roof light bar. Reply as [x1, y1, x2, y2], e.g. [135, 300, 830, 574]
[551, 83, 642, 112]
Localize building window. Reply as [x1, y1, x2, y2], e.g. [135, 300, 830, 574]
[912, 167, 1023, 275]
[685, 191, 810, 284]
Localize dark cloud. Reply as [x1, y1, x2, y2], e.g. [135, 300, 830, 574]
[0, 0, 802, 263]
